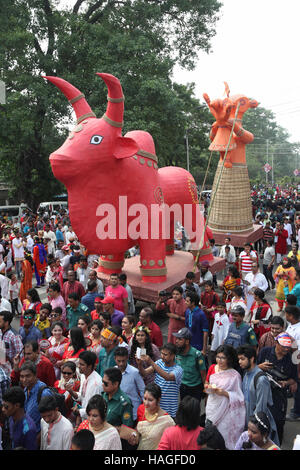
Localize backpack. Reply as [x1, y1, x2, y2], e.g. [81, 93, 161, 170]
[254, 371, 266, 389]
[37, 385, 68, 417]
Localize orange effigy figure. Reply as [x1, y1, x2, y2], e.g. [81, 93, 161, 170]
[203, 83, 259, 234]
[203, 83, 258, 168]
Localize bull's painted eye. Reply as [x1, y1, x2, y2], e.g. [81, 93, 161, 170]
[90, 135, 103, 145]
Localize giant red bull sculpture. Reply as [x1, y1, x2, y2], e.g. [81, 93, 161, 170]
[45, 73, 213, 283]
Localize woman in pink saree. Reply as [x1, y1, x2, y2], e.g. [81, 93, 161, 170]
[204, 344, 246, 450]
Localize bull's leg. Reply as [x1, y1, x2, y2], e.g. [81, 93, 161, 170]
[139, 239, 167, 283]
[98, 253, 125, 274]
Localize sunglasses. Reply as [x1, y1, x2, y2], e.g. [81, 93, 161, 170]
[102, 380, 110, 387]
[62, 371, 73, 375]
[23, 316, 34, 320]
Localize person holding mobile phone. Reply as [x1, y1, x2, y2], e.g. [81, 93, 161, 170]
[257, 333, 298, 444]
[129, 327, 160, 385]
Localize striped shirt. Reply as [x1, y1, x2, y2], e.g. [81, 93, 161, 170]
[154, 360, 183, 418]
[239, 250, 257, 273]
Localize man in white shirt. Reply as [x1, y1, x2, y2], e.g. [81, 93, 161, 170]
[26, 232, 34, 254]
[77, 256, 92, 290]
[284, 217, 293, 253]
[39, 395, 74, 450]
[61, 245, 71, 281]
[262, 240, 276, 290]
[66, 350, 103, 422]
[43, 224, 56, 256]
[12, 232, 24, 280]
[0, 274, 10, 301]
[219, 237, 236, 262]
[65, 226, 77, 245]
[244, 261, 268, 311]
[0, 292, 12, 312]
[88, 270, 104, 295]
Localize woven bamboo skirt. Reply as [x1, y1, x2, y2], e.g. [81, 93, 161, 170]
[208, 162, 253, 232]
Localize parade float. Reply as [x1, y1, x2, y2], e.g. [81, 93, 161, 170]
[203, 83, 263, 247]
[45, 73, 225, 301]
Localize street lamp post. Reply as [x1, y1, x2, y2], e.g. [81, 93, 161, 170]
[185, 128, 190, 173]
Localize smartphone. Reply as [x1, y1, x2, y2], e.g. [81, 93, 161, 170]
[136, 347, 146, 359]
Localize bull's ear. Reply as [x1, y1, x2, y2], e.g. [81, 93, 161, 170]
[113, 136, 139, 160]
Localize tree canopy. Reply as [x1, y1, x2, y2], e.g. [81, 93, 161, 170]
[1, 1, 298, 209]
[0, 0, 221, 208]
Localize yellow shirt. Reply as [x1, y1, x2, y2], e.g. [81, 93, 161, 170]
[288, 250, 300, 262]
[35, 316, 51, 338]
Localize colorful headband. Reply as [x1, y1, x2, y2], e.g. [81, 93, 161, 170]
[133, 326, 151, 335]
[101, 328, 118, 341]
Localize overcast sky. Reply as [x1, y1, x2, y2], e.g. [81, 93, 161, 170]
[173, 0, 300, 146]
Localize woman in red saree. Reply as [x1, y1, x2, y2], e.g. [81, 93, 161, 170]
[19, 252, 33, 304]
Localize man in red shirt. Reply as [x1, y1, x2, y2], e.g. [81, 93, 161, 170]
[105, 273, 128, 315]
[136, 307, 163, 348]
[62, 269, 86, 304]
[11, 340, 56, 387]
[275, 222, 288, 264]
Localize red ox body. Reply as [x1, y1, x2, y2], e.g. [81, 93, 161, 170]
[45, 73, 213, 283]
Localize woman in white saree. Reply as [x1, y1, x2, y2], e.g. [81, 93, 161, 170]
[76, 394, 122, 450]
[205, 344, 246, 450]
[128, 383, 175, 450]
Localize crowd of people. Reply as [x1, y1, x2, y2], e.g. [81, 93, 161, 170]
[0, 185, 299, 451]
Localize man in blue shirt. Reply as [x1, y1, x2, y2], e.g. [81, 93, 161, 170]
[137, 343, 183, 418]
[55, 223, 65, 244]
[114, 347, 145, 421]
[185, 292, 208, 355]
[19, 310, 42, 345]
[19, 361, 52, 433]
[81, 280, 103, 312]
[2, 386, 38, 450]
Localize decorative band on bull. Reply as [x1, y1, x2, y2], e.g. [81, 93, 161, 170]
[44, 72, 213, 283]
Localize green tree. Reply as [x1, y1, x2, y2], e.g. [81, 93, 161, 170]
[243, 106, 300, 184]
[0, 0, 221, 208]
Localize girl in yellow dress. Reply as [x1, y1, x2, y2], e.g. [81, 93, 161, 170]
[273, 257, 296, 311]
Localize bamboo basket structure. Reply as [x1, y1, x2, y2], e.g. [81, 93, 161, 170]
[208, 162, 253, 232]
